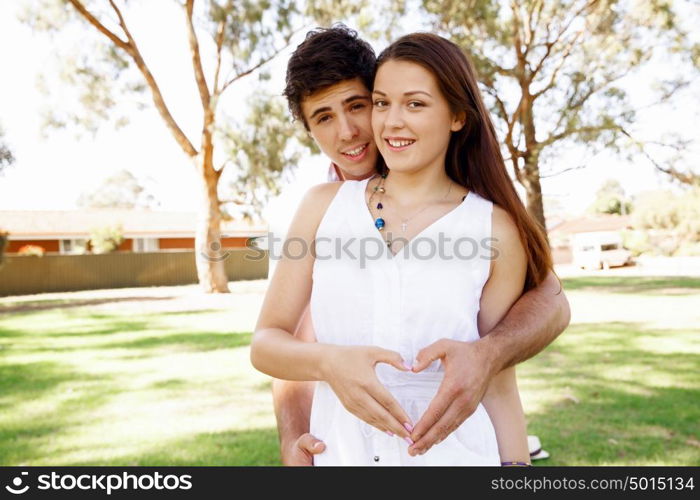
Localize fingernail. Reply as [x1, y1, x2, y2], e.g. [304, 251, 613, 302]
[403, 422, 414, 433]
[404, 437, 414, 446]
[386, 431, 394, 437]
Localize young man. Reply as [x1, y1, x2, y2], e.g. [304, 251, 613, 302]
[271, 25, 569, 465]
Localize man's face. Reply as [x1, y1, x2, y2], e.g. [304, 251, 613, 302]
[301, 78, 378, 180]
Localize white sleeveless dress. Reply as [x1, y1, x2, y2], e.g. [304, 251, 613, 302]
[309, 178, 500, 466]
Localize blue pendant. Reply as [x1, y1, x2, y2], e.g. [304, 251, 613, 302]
[375, 217, 385, 230]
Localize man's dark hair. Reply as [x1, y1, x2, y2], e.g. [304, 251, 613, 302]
[283, 24, 376, 129]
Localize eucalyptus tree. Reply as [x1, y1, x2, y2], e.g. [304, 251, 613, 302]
[24, 0, 305, 292]
[419, 0, 699, 228]
[0, 124, 14, 174]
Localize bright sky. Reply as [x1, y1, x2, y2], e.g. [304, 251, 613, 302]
[0, 0, 696, 218]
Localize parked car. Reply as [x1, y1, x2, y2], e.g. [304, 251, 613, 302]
[572, 231, 633, 270]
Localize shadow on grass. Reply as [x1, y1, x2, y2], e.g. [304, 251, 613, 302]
[0, 296, 176, 314]
[528, 385, 699, 466]
[254, 380, 272, 392]
[62, 427, 281, 466]
[0, 360, 115, 404]
[562, 276, 700, 295]
[148, 378, 189, 390]
[0, 360, 122, 465]
[522, 321, 700, 465]
[0, 390, 127, 466]
[105, 332, 252, 356]
[0, 318, 159, 339]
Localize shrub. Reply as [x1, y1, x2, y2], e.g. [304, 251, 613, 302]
[18, 244, 45, 256]
[0, 230, 8, 266]
[90, 224, 124, 254]
[632, 188, 700, 256]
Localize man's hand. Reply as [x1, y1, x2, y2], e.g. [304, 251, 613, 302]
[323, 345, 415, 441]
[281, 433, 326, 466]
[407, 338, 497, 456]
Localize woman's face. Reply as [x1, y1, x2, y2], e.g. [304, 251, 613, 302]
[371, 59, 464, 175]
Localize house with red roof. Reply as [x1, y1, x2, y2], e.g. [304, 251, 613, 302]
[548, 214, 633, 265]
[0, 209, 266, 255]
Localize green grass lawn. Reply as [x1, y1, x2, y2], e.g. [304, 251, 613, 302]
[0, 276, 698, 465]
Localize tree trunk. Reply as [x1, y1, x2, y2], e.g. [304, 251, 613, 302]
[194, 151, 230, 293]
[519, 86, 549, 239]
[521, 155, 549, 240]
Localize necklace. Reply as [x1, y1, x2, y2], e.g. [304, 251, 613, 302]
[368, 172, 454, 248]
[394, 183, 452, 232]
[367, 173, 388, 232]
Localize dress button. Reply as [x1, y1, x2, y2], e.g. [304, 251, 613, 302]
[373, 456, 380, 462]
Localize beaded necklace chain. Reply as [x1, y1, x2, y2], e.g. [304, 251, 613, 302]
[368, 172, 455, 249]
[367, 172, 388, 232]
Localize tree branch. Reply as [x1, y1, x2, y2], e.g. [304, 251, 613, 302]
[539, 163, 587, 178]
[511, 153, 524, 184]
[106, 0, 137, 51]
[525, 0, 545, 49]
[480, 76, 509, 122]
[65, 0, 130, 51]
[541, 123, 621, 148]
[211, 11, 227, 96]
[570, 68, 631, 110]
[219, 198, 246, 205]
[83, 0, 199, 157]
[635, 78, 692, 111]
[531, 28, 584, 99]
[620, 127, 700, 186]
[221, 50, 282, 93]
[529, 0, 598, 83]
[219, 25, 305, 93]
[510, 0, 527, 79]
[185, 0, 210, 110]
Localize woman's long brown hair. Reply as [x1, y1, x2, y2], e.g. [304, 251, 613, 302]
[376, 33, 552, 291]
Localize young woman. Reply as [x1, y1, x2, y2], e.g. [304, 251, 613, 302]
[252, 33, 553, 465]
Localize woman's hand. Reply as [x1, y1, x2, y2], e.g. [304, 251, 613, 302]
[406, 338, 493, 456]
[322, 345, 415, 441]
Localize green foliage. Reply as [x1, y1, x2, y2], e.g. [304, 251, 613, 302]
[621, 229, 651, 257]
[675, 240, 700, 257]
[78, 169, 159, 210]
[23, 1, 147, 137]
[89, 224, 124, 254]
[35, 44, 146, 136]
[21, 0, 326, 221]
[588, 179, 632, 215]
[0, 124, 15, 174]
[631, 188, 700, 255]
[0, 230, 8, 267]
[205, 0, 301, 71]
[420, 0, 699, 187]
[218, 93, 312, 220]
[305, 0, 405, 41]
[632, 188, 700, 233]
